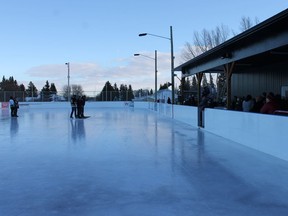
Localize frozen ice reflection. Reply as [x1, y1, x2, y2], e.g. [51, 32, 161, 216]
[0, 106, 288, 215]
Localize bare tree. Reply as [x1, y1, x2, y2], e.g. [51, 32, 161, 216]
[180, 16, 259, 103]
[239, 16, 259, 32]
[62, 84, 84, 100]
[181, 24, 230, 61]
[71, 84, 84, 96]
[181, 17, 259, 62]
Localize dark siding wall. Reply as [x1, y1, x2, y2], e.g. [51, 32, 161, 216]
[231, 62, 288, 98]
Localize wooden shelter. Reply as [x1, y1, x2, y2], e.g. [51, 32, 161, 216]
[175, 9, 288, 110]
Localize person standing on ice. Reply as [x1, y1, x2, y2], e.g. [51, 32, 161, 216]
[70, 95, 77, 118]
[9, 96, 15, 117]
[167, 97, 171, 104]
[76, 96, 83, 118]
[13, 98, 19, 117]
[80, 95, 86, 118]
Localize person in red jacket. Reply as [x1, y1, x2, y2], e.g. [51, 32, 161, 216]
[260, 92, 279, 114]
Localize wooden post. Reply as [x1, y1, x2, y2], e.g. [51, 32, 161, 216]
[180, 76, 185, 104]
[196, 73, 204, 127]
[224, 62, 235, 110]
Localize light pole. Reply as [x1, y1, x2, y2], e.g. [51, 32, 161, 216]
[65, 62, 70, 102]
[134, 50, 158, 107]
[139, 26, 175, 105]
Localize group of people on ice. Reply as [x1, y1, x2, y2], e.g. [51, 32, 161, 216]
[70, 95, 86, 118]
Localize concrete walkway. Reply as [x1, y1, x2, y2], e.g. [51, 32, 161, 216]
[1, 106, 288, 216]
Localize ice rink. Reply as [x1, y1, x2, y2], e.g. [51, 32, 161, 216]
[1, 104, 288, 216]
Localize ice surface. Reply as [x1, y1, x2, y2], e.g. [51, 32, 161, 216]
[1, 105, 288, 216]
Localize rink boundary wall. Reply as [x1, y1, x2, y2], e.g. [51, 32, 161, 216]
[2, 101, 287, 161]
[151, 103, 288, 162]
[1, 101, 141, 109]
[204, 109, 288, 162]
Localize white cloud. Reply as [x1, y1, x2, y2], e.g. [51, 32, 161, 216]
[23, 51, 181, 94]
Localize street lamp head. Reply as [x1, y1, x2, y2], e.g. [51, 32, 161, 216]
[65, 62, 69, 65]
[139, 33, 147, 37]
[134, 54, 140, 56]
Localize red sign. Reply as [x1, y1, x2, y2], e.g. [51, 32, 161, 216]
[1, 102, 9, 109]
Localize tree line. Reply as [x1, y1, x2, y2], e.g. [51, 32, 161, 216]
[0, 76, 58, 102]
[96, 81, 135, 101]
[0, 76, 154, 102]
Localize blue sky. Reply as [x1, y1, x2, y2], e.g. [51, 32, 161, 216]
[0, 0, 287, 93]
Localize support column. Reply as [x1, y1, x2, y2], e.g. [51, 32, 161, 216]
[179, 76, 185, 104]
[224, 62, 235, 110]
[196, 73, 203, 127]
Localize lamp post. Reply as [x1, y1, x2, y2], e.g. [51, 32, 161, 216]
[65, 62, 70, 102]
[134, 50, 158, 108]
[139, 26, 175, 105]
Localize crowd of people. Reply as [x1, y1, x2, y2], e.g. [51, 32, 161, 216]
[182, 88, 288, 116]
[232, 92, 287, 114]
[70, 95, 87, 118]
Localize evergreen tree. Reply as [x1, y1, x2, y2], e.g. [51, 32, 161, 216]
[119, 84, 127, 101]
[209, 73, 215, 88]
[113, 83, 120, 101]
[191, 76, 198, 91]
[41, 80, 51, 101]
[209, 73, 217, 99]
[26, 81, 38, 97]
[19, 84, 25, 92]
[179, 77, 190, 100]
[140, 89, 144, 97]
[217, 73, 227, 101]
[0, 76, 20, 91]
[0, 76, 23, 101]
[95, 81, 135, 101]
[202, 73, 208, 87]
[97, 81, 114, 101]
[50, 83, 57, 95]
[159, 83, 171, 90]
[134, 89, 143, 98]
[127, 85, 134, 101]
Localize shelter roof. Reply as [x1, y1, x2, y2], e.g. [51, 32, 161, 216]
[175, 8, 288, 76]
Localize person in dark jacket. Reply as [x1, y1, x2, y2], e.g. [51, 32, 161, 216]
[77, 96, 84, 118]
[81, 95, 86, 117]
[70, 95, 77, 118]
[260, 92, 279, 114]
[251, 96, 264, 113]
[13, 98, 19, 117]
[167, 97, 171, 104]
